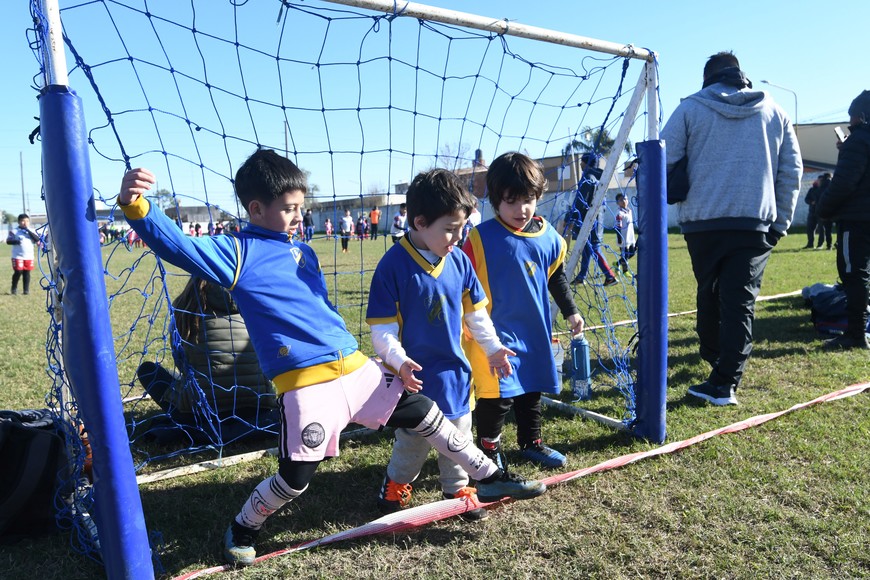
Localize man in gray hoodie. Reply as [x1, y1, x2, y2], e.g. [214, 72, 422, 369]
[661, 51, 802, 406]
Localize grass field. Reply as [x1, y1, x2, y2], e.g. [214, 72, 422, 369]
[0, 229, 868, 579]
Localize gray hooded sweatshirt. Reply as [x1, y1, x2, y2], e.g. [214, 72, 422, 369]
[661, 83, 802, 235]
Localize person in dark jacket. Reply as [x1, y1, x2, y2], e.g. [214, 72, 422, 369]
[804, 179, 824, 250]
[137, 276, 278, 431]
[817, 90, 870, 350]
[814, 173, 834, 249]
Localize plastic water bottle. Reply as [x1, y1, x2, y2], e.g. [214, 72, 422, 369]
[551, 337, 565, 387]
[571, 334, 592, 401]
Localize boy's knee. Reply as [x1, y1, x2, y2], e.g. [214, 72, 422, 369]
[277, 459, 319, 491]
[386, 392, 435, 429]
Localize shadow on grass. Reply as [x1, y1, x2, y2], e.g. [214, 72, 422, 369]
[139, 453, 487, 574]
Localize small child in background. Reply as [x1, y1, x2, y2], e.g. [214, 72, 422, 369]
[614, 193, 637, 273]
[339, 209, 354, 252]
[391, 203, 408, 244]
[463, 152, 584, 469]
[367, 169, 519, 522]
[6, 213, 40, 295]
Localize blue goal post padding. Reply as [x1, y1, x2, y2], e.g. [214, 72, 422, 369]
[633, 140, 668, 444]
[40, 85, 154, 579]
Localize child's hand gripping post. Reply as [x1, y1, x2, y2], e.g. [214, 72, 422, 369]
[119, 168, 157, 205]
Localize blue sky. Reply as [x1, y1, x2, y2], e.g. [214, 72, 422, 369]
[0, 0, 865, 216]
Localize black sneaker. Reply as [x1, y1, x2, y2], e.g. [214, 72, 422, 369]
[823, 334, 870, 351]
[476, 469, 546, 502]
[687, 381, 738, 406]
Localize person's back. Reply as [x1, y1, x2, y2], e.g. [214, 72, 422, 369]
[661, 60, 801, 234]
[173, 279, 276, 413]
[660, 51, 802, 406]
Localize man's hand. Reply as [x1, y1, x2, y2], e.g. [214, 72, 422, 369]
[487, 346, 516, 379]
[120, 168, 157, 206]
[399, 359, 424, 393]
[566, 313, 585, 335]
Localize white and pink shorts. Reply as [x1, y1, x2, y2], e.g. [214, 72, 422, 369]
[277, 359, 403, 462]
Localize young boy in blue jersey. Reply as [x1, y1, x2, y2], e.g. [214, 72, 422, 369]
[367, 169, 523, 522]
[118, 150, 546, 567]
[462, 152, 585, 469]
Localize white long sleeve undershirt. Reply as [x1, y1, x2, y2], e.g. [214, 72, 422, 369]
[370, 307, 504, 371]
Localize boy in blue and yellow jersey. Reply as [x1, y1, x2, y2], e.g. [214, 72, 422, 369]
[462, 152, 585, 469]
[367, 169, 520, 522]
[118, 150, 546, 567]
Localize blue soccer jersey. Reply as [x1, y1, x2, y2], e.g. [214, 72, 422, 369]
[366, 237, 488, 419]
[462, 216, 566, 399]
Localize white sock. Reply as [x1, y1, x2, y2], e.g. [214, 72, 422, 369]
[235, 473, 306, 531]
[412, 404, 498, 481]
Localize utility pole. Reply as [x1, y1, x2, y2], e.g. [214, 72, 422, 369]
[20, 151, 27, 214]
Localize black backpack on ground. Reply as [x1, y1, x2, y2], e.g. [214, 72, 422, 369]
[0, 409, 67, 542]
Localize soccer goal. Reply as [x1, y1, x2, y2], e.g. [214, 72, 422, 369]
[31, 0, 665, 576]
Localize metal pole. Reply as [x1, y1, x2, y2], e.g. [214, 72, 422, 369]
[20, 151, 26, 214]
[760, 80, 798, 124]
[323, 0, 654, 61]
[38, 0, 69, 86]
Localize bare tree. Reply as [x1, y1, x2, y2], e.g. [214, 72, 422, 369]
[436, 142, 472, 172]
[153, 188, 173, 211]
[302, 170, 320, 194]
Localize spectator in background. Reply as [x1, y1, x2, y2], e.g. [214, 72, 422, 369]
[303, 209, 315, 243]
[817, 90, 870, 350]
[339, 209, 354, 253]
[370, 206, 381, 240]
[568, 152, 617, 287]
[614, 193, 636, 273]
[391, 203, 408, 244]
[661, 51, 801, 406]
[6, 213, 40, 295]
[803, 177, 823, 249]
[814, 172, 834, 250]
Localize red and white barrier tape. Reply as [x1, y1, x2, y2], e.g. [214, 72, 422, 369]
[174, 381, 868, 579]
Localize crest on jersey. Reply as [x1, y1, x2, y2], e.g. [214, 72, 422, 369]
[524, 260, 537, 277]
[290, 246, 306, 268]
[426, 294, 447, 325]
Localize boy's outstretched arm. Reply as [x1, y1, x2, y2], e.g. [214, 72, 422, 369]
[117, 168, 239, 288]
